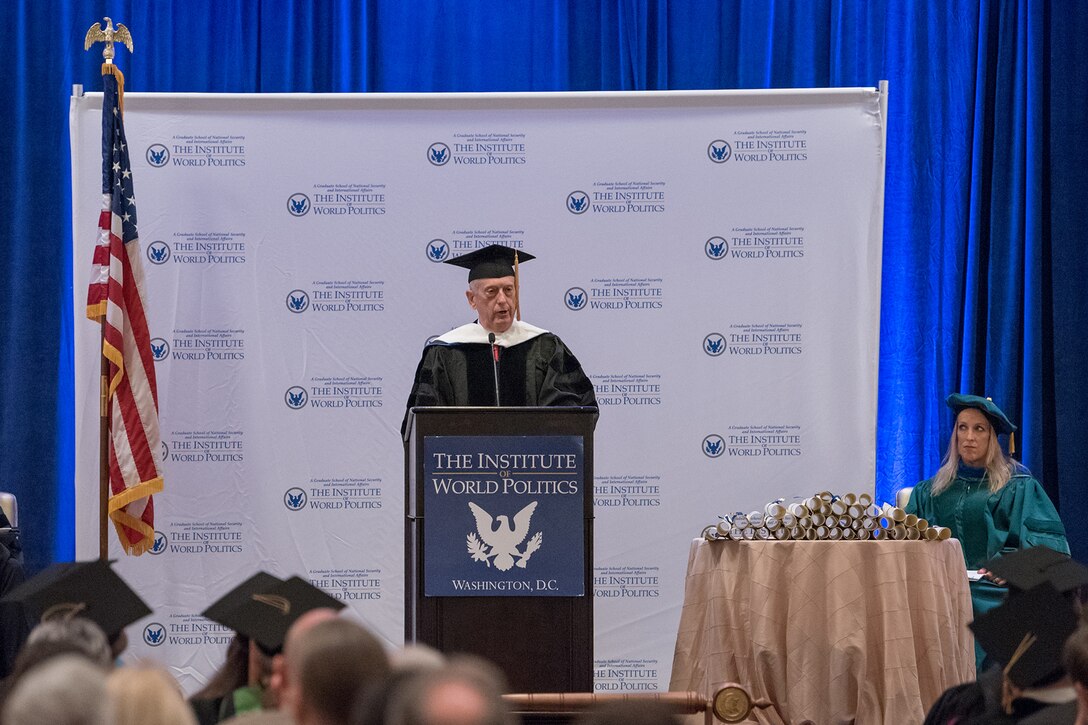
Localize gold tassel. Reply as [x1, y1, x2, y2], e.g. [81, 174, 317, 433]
[1010, 431, 1016, 456]
[1001, 677, 1019, 716]
[1001, 632, 1037, 714]
[101, 63, 125, 114]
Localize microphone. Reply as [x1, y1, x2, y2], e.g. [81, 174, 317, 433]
[488, 333, 501, 406]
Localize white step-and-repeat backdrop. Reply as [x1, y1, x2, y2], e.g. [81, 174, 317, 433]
[72, 88, 886, 693]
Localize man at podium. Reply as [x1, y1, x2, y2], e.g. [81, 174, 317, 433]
[402, 244, 596, 432]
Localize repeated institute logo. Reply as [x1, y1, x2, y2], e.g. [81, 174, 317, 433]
[284, 487, 307, 511]
[285, 386, 308, 410]
[705, 237, 729, 260]
[707, 140, 731, 163]
[564, 287, 588, 311]
[146, 241, 170, 265]
[287, 193, 311, 217]
[145, 234, 246, 265]
[287, 282, 384, 314]
[593, 475, 661, 508]
[310, 569, 384, 602]
[286, 377, 383, 408]
[299, 478, 384, 511]
[143, 623, 166, 647]
[427, 142, 450, 166]
[564, 279, 663, 312]
[160, 431, 244, 464]
[593, 566, 661, 598]
[720, 227, 807, 259]
[702, 434, 725, 458]
[467, 501, 541, 572]
[163, 330, 246, 362]
[158, 521, 244, 554]
[592, 374, 662, 407]
[150, 338, 169, 362]
[724, 323, 804, 355]
[703, 334, 726, 357]
[593, 659, 661, 692]
[149, 531, 169, 555]
[145, 144, 169, 167]
[426, 239, 450, 262]
[724, 424, 802, 457]
[566, 191, 589, 214]
[286, 290, 310, 313]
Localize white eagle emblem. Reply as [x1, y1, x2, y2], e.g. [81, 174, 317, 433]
[466, 501, 542, 571]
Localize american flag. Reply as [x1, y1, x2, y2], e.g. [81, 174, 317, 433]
[85, 66, 163, 555]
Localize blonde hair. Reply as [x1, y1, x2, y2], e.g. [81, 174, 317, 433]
[106, 665, 197, 725]
[931, 418, 1019, 495]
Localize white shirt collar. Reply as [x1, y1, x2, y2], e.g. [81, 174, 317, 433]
[434, 319, 548, 347]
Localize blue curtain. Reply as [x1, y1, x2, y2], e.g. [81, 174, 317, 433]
[3, 0, 1086, 573]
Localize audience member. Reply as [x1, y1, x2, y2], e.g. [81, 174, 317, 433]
[0, 559, 150, 664]
[285, 618, 390, 725]
[350, 644, 448, 725]
[269, 607, 341, 713]
[381, 656, 512, 725]
[1, 654, 110, 725]
[0, 616, 113, 714]
[107, 664, 198, 725]
[926, 581, 1078, 724]
[197, 572, 345, 719]
[190, 633, 274, 723]
[17, 616, 112, 671]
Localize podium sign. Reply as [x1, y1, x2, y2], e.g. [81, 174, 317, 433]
[405, 407, 596, 692]
[423, 435, 585, 597]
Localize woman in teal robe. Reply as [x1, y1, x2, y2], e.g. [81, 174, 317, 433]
[904, 394, 1068, 666]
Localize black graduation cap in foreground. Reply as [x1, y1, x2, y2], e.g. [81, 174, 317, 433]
[983, 546, 1088, 594]
[0, 559, 151, 640]
[201, 574, 344, 654]
[444, 244, 535, 282]
[201, 571, 284, 631]
[969, 581, 1078, 689]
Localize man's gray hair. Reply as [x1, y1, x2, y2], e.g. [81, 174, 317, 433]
[384, 658, 513, 725]
[25, 616, 112, 669]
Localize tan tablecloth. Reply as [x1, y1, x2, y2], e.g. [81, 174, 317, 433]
[669, 539, 975, 725]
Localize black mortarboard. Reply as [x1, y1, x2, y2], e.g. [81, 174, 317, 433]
[946, 394, 1017, 435]
[209, 575, 345, 654]
[443, 244, 535, 282]
[0, 559, 151, 640]
[969, 582, 1077, 689]
[983, 546, 1088, 594]
[200, 571, 285, 635]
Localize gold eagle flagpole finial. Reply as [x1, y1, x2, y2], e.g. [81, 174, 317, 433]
[84, 17, 134, 64]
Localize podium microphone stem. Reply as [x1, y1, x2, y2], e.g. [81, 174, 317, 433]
[488, 332, 501, 406]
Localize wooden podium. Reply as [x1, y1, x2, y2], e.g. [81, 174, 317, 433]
[404, 406, 597, 692]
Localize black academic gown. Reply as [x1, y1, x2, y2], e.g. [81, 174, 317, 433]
[402, 320, 596, 433]
[1018, 700, 1078, 724]
[927, 663, 1080, 725]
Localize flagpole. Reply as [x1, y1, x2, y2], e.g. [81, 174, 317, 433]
[99, 340, 109, 560]
[86, 17, 138, 559]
